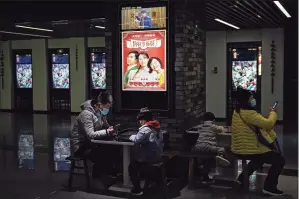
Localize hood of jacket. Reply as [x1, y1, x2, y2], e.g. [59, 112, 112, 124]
[145, 120, 161, 129]
[80, 100, 96, 114]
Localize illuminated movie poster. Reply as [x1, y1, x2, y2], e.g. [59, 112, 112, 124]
[52, 54, 70, 89]
[232, 61, 257, 91]
[90, 53, 106, 89]
[122, 30, 167, 91]
[16, 54, 32, 88]
[121, 6, 166, 30]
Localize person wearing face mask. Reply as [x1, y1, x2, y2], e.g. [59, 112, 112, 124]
[70, 91, 115, 190]
[231, 88, 284, 196]
[128, 108, 163, 196]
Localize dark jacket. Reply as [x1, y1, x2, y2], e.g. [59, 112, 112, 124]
[130, 120, 163, 163]
[70, 100, 109, 154]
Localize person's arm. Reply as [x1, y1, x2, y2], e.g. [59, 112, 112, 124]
[129, 127, 151, 143]
[246, 111, 277, 130]
[81, 111, 108, 139]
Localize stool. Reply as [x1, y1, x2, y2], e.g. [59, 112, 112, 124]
[66, 156, 90, 192]
[144, 161, 168, 199]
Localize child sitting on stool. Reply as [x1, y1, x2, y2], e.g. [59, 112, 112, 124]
[192, 112, 231, 184]
[128, 107, 164, 195]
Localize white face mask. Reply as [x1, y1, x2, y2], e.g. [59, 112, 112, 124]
[249, 98, 256, 107]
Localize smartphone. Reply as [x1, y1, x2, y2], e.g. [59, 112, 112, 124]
[272, 101, 278, 109]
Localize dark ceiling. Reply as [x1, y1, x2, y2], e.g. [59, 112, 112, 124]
[205, 0, 297, 30]
[0, 0, 297, 40]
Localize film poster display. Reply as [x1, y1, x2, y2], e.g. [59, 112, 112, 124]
[122, 29, 166, 91]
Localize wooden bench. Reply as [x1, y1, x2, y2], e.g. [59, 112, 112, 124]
[179, 152, 251, 192]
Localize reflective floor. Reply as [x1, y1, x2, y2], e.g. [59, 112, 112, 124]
[0, 112, 297, 199]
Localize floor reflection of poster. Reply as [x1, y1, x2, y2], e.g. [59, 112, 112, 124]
[18, 134, 34, 169]
[54, 137, 71, 171]
[122, 30, 167, 91]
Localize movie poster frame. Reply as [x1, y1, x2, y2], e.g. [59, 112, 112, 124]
[226, 42, 262, 125]
[49, 48, 71, 90]
[121, 29, 167, 92]
[118, 1, 173, 114]
[87, 47, 107, 99]
[13, 50, 33, 89]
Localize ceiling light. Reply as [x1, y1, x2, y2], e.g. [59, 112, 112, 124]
[95, 26, 105, 29]
[257, 15, 262, 18]
[52, 20, 69, 25]
[214, 18, 240, 29]
[273, 1, 291, 18]
[15, 25, 53, 32]
[0, 30, 51, 38]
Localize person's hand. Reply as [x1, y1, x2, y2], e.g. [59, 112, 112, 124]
[270, 106, 277, 112]
[107, 127, 115, 136]
[129, 135, 136, 141]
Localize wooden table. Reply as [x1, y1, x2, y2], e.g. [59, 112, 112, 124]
[91, 139, 134, 187]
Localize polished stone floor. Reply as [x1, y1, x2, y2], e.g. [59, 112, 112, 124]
[0, 112, 297, 199]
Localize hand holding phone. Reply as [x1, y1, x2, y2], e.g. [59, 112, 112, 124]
[270, 101, 278, 112]
[107, 126, 115, 136]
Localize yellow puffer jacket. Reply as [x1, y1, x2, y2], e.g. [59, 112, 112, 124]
[231, 109, 277, 155]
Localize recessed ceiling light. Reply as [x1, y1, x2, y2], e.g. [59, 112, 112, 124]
[273, 1, 291, 18]
[0, 30, 51, 38]
[214, 18, 240, 30]
[95, 26, 105, 29]
[15, 25, 53, 32]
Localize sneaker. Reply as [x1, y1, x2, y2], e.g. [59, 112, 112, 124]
[216, 154, 230, 167]
[131, 188, 143, 196]
[262, 188, 284, 196]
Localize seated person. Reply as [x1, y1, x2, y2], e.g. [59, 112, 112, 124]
[128, 108, 163, 195]
[70, 91, 115, 189]
[232, 88, 284, 196]
[192, 112, 231, 184]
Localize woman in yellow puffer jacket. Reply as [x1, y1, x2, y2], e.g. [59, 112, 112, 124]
[231, 89, 285, 196]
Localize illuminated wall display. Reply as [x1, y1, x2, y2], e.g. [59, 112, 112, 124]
[122, 30, 166, 91]
[15, 54, 32, 88]
[121, 6, 166, 30]
[90, 52, 106, 89]
[51, 52, 70, 89]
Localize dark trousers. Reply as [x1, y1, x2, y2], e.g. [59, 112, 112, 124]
[129, 161, 160, 189]
[75, 145, 122, 178]
[236, 151, 285, 189]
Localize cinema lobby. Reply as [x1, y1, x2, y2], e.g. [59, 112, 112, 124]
[0, 0, 298, 199]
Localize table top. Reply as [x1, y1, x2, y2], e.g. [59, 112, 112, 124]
[186, 125, 231, 135]
[91, 139, 134, 146]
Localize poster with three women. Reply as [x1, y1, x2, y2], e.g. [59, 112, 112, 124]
[122, 30, 166, 91]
